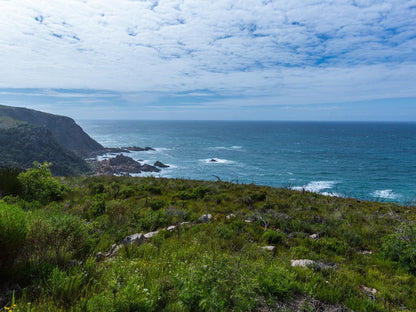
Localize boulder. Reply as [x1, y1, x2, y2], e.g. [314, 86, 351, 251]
[199, 214, 213, 223]
[261, 246, 275, 251]
[209, 158, 217, 162]
[122, 233, 145, 245]
[291, 259, 335, 270]
[291, 259, 316, 268]
[144, 231, 159, 239]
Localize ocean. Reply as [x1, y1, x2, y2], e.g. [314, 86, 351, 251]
[78, 120, 416, 204]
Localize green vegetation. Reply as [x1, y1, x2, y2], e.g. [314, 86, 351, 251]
[0, 123, 91, 176]
[0, 165, 416, 311]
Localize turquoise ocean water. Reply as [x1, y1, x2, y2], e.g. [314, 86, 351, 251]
[78, 120, 416, 204]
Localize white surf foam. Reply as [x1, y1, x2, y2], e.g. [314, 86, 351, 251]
[154, 147, 171, 152]
[292, 181, 337, 193]
[211, 146, 243, 151]
[371, 189, 399, 200]
[321, 191, 343, 197]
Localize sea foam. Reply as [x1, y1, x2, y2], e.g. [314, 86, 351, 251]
[292, 181, 338, 193]
[371, 189, 399, 200]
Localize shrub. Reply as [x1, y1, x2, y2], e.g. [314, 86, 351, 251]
[381, 228, 416, 273]
[262, 230, 285, 245]
[0, 202, 28, 274]
[18, 162, 66, 203]
[257, 265, 296, 301]
[0, 167, 23, 197]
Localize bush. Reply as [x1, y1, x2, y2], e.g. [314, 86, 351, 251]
[0, 167, 23, 197]
[257, 265, 296, 301]
[18, 162, 66, 203]
[0, 202, 28, 274]
[381, 229, 416, 273]
[262, 230, 285, 245]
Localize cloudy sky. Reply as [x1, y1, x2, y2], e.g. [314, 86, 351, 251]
[0, 0, 415, 120]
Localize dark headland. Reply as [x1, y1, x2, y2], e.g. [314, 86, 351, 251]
[0, 104, 163, 176]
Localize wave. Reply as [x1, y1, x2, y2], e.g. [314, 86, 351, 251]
[292, 181, 338, 193]
[211, 146, 243, 151]
[371, 189, 399, 200]
[154, 147, 171, 152]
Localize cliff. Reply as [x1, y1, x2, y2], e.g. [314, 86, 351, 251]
[0, 104, 104, 156]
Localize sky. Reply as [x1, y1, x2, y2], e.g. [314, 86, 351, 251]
[0, 0, 415, 120]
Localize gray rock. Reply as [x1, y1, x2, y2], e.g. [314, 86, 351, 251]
[166, 225, 177, 232]
[122, 233, 145, 245]
[261, 246, 275, 251]
[291, 259, 336, 270]
[199, 214, 213, 223]
[144, 231, 159, 239]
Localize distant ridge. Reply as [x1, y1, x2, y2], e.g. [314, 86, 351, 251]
[0, 104, 104, 156]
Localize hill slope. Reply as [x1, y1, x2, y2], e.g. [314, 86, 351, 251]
[0, 122, 91, 175]
[1, 174, 415, 311]
[0, 104, 103, 155]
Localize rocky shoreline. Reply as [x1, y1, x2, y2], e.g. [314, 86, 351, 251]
[90, 146, 169, 176]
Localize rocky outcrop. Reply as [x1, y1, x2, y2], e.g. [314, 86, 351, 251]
[87, 146, 156, 158]
[124, 146, 155, 151]
[96, 221, 191, 261]
[95, 154, 160, 175]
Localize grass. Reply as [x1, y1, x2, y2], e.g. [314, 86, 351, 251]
[1, 170, 416, 311]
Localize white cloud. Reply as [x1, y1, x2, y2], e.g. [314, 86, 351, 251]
[0, 0, 415, 107]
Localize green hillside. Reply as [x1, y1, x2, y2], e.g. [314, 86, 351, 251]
[0, 166, 415, 311]
[0, 122, 91, 176]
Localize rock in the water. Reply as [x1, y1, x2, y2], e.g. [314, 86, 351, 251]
[199, 214, 213, 223]
[122, 233, 145, 245]
[261, 246, 275, 251]
[122, 146, 155, 151]
[141, 164, 161, 172]
[109, 154, 139, 166]
[154, 161, 169, 168]
[209, 158, 217, 162]
[95, 154, 161, 175]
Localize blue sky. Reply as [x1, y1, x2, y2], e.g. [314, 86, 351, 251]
[0, 0, 415, 120]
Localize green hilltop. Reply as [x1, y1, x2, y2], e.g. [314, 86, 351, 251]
[0, 164, 415, 311]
